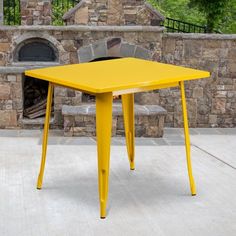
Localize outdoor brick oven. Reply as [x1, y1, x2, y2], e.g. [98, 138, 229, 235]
[0, 0, 167, 137]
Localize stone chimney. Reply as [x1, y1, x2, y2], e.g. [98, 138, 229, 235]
[63, 0, 165, 26]
[20, 0, 52, 25]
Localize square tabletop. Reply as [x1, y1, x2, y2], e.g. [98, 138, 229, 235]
[25, 58, 210, 94]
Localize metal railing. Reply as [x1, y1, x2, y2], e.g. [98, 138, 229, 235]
[52, 0, 79, 25]
[3, 0, 20, 25]
[162, 17, 207, 33]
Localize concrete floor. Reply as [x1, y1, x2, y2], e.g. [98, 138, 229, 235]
[0, 128, 236, 236]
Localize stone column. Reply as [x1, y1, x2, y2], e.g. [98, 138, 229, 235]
[107, 0, 124, 25]
[0, 0, 3, 25]
[20, 0, 52, 25]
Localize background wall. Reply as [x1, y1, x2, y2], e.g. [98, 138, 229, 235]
[160, 33, 236, 128]
[0, 26, 236, 129]
[0, 26, 162, 128]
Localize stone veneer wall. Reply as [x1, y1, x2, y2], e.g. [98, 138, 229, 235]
[160, 34, 236, 128]
[20, 0, 52, 25]
[0, 26, 236, 129]
[0, 73, 21, 128]
[63, 0, 164, 26]
[0, 25, 163, 128]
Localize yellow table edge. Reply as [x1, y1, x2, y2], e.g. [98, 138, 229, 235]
[25, 71, 210, 94]
[25, 65, 210, 94]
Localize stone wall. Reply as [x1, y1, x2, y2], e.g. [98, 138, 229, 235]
[63, 0, 164, 26]
[160, 34, 236, 128]
[0, 73, 22, 128]
[0, 25, 236, 129]
[20, 0, 52, 25]
[62, 104, 167, 137]
[0, 25, 163, 128]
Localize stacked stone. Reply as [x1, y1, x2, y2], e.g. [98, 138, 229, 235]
[1, 19, 236, 130]
[62, 104, 167, 137]
[161, 34, 236, 128]
[63, 0, 164, 26]
[20, 0, 51, 25]
[0, 73, 22, 128]
[54, 86, 82, 127]
[77, 37, 153, 63]
[0, 25, 163, 130]
[0, 29, 12, 67]
[1, 26, 236, 129]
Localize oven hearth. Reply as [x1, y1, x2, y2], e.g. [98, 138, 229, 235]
[15, 38, 58, 119]
[23, 77, 50, 119]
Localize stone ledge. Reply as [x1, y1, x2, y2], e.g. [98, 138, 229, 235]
[165, 33, 236, 40]
[62, 104, 167, 116]
[0, 25, 165, 32]
[21, 117, 54, 125]
[62, 103, 167, 137]
[0, 63, 60, 74]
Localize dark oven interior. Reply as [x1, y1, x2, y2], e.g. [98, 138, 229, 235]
[19, 38, 57, 119]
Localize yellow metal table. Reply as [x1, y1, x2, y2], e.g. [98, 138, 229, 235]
[25, 58, 210, 219]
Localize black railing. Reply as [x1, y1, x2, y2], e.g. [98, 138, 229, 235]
[162, 17, 207, 33]
[3, 0, 20, 25]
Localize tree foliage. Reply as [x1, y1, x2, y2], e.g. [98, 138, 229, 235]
[52, 0, 77, 25]
[189, 0, 230, 32]
[149, 0, 236, 33]
[149, 0, 206, 26]
[218, 0, 236, 33]
[3, 0, 20, 25]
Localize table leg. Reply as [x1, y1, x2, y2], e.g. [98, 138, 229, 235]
[122, 94, 135, 170]
[96, 92, 113, 218]
[37, 82, 53, 189]
[179, 81, 196, 196]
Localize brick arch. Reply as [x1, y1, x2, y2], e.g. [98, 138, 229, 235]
[77, 37, 151, 63]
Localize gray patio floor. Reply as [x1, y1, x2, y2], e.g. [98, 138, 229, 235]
[0, 128, 236, 236]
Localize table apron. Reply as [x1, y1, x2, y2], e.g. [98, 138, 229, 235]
[113, 82, 179, 96]
[50, 82, 98, 96]
[50, 81, 179, 96]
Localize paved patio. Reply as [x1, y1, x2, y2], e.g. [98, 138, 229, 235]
[0, 128, 236, 236]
